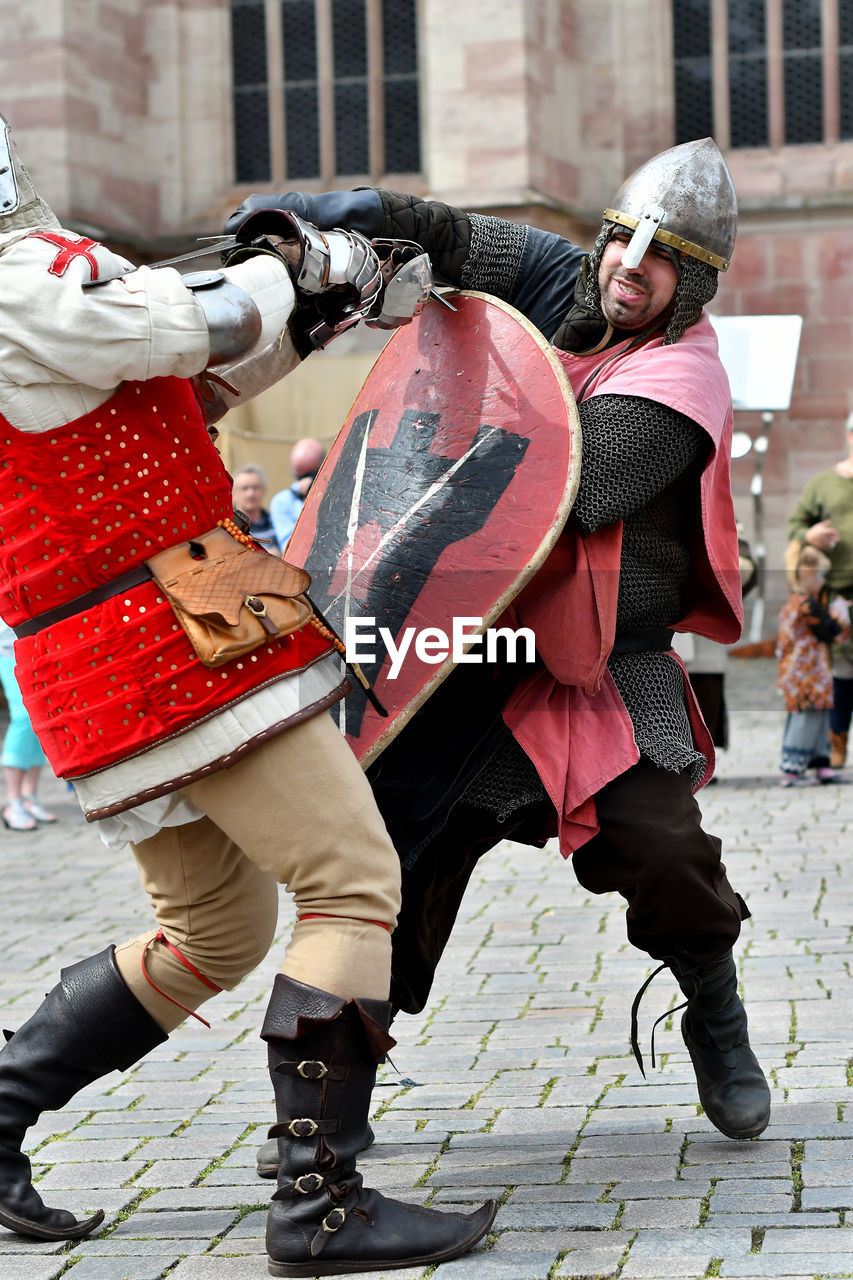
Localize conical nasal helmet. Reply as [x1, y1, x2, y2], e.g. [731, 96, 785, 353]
[0, 114, 60, 234]
[604, 138, 737, 272]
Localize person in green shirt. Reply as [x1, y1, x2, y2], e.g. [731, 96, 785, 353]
[786, 412, 853, 766]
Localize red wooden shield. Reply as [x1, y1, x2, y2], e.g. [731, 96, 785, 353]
[287, 291, 580, 765]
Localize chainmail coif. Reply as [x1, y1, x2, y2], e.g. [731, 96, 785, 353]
[585, 220, 719, 345]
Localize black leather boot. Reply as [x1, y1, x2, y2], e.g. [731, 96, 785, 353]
[262, 974, 497, 1276]
[672, 951, 771, 1139]
[0, 946, 167, 1240]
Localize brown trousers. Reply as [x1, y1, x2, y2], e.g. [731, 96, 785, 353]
[114, 712, 402, 1032]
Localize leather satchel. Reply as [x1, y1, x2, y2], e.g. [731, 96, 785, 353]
[146, 527, 313, 668]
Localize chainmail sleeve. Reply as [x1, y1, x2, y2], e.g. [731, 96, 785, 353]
[572, 396, 708, 534]
[459, 213, 529, 300]
[608, 652, 707, 787]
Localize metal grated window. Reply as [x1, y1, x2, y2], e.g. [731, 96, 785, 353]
[284, 85, 320, 178]
[230, 0, 421, 185]
[782, 0, 822, 144]
[674, 0, 851, 149]
[727, 0, 768, 148]
[383, 0, 420, 172]
[673, 0, 711, 57]
[282, 0, 320, 177]
[840, 0, 853, 138]
[231, 0, 271, 183]
[333, 0, 369, 174]
[672, 0, 713, 143]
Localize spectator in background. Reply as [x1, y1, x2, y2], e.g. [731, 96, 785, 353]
[231, 463, 280, 552]
[0, 621, 57, 830]
[776, 544, 850, 787]
[270, 437, 326, 549]
[786, 411, 853, 768]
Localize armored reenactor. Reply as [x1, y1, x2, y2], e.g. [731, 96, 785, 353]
[0, 115, 496, 1274]
[228, 139, 772, 1149]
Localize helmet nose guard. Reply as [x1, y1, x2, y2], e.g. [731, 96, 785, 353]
[604, 137, 737, 272]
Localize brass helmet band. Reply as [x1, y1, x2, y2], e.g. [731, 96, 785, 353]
[603, 209, 730, 272]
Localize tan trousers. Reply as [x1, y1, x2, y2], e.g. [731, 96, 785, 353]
[114, 712, 401, 1032]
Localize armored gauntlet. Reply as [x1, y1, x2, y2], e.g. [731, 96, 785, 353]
[223, 208, 384, 351]
[224, 208, 436, 351]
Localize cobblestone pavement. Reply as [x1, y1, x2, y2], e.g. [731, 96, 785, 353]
[1, 657, 851, 1280]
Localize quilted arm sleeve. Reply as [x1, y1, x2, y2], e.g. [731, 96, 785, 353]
[374, 189, 473, 283]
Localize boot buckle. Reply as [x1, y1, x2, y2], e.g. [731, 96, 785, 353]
[297, 1058, 328, 1079]
[294, 1172, 325, 1194]
[287, 1117, 318, 1137]
[322, 1207, 346, 1232]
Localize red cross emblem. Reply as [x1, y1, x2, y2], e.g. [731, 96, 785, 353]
[27, 231, 101, 281]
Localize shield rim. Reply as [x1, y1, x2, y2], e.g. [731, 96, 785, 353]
[303, 289, 582, 767]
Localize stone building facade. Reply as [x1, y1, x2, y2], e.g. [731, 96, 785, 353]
[1, 0, 851, 628]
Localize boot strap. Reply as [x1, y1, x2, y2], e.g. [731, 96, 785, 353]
[273, 1171, 328, 1199]
[269, 1117, 340, 1139]
[273, 1057, 349, 1081]
[309, 1184, 361, 1258]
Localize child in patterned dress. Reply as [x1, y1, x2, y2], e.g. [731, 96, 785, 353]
[776, 545, 851, 785]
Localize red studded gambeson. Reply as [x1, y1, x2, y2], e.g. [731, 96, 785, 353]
[0, 376, 336, 777]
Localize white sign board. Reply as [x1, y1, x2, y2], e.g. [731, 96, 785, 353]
[709, 314, 802, 411]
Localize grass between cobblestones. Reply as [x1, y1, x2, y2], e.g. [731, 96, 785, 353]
[790, 1138, 804, 1210]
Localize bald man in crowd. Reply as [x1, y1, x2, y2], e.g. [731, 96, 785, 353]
[270, 437, 326, 550]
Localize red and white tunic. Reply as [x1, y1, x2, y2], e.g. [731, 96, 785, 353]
[0, 227, 346, 846]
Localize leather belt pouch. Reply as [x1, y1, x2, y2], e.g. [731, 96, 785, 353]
[146, 527, 312, 668]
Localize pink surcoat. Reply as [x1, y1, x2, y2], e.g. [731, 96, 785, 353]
[502, 314, 743, 856]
